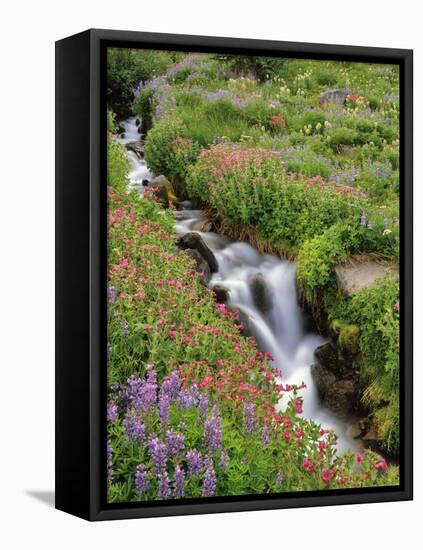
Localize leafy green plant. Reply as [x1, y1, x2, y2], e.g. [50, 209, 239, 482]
[107, 136, 130, 192]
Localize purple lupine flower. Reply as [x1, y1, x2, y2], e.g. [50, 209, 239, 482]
[107, 285, 117, 304]
[383, 217, 388, 230]
[367, 220, 374, 230]
[161, 371, 181, 400]
[121, 320, 129, 338]
[148, 437, 168, 474]
[204, 407, 222, 452]
[198, 393, 209, 417]
[219, 449, 229, 471]
[173, 465, 185, 498]
[360, 213, 367, 227]
[275, 471, 284, 486]
[123, 409, 145, 444]
[107, 343, 112, 360]
[243, 402, 257, 435]
[107, 440, 113, 482]
[165, 430, 185, 457]
[158, 391, 171, 424]
[135, 463, 149, 495]
[202, 458, 217, 497]
[177, 384, 199, 410]
[123, 373, 157, 413]
[186, 449, 202, 476]
[140, 381, 157, 412]
[107, 400, 118, 423]
[261, 424, 271, 446]
[157, 471, 171, 500]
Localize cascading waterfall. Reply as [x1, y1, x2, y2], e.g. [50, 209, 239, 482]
[117, 117, 361, 455]
[116, 117, 153, 193]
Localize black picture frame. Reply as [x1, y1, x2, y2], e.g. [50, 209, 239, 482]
[55, 28, 413, 521]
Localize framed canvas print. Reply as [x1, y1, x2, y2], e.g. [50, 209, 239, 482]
[55, 29, 413, 521]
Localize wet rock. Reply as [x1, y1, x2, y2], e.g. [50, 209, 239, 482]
[179, 200, 194, 210]
[326, 379, 357, 415]
[361, 425, 380, 452]
[212, 285, 230, 304]
[319, 88, 352, 106]
[314, 342, 338, 373]
[135, 118, 140, 126]
[182, 249, 211, 285]
[173, 210, 191, 221]
[141, 116, 152, 135]
[248, 273, 271, 314]
[191, 219, 207, 231]
[334, 256, 399, 296]
[201, 220, 213, 232]
[311, 364, 358, 415]
[120, 133, 125, 139]
[178, 232, 218, 273]
[125, 140, 144, 158]
[351, 417, 371, 439]
[142, 179, 149, 187]
[311, 363, 337, 398]
[314, 341, 354, 378]
[151, 175, 177, 205]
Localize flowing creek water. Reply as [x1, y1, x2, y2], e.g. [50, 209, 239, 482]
[117, 117, 362, 455]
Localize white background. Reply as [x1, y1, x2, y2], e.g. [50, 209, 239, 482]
[0, 1, 420, 548]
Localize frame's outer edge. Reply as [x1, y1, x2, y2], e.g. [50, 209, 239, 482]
[401, 49, 413, 499]
[55, 30, 92, 520]
[55, 28, 413, 521]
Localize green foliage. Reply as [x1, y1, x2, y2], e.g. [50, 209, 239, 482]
[107, 136, 130, 192]
[297, 224, 349, 295]
[338, 324, 361, 354]
[330, 277, 400, 454]
[133, 86, 154, 122]
[187, 146, 368, 253]
[144, 115, 186, 178]
[107, 48, 179, 117]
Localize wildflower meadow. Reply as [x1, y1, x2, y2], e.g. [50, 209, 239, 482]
[106, 49, 400, 503]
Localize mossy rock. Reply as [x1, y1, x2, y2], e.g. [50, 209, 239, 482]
[329, 319, 343, 336]
[338, 324, 360, 354]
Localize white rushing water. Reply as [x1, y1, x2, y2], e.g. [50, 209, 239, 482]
[119, 117, 361, 455]
[116, 117, 153, 193]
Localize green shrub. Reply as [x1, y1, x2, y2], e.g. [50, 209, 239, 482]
[330, 277, 400, 454]
[315, 70, 338, 86]
[297, 224, 349, 296]
[144, 116, 185, 177]
[107, 136, 130, 192]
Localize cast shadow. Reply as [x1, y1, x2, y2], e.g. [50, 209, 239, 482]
[26, 490, 55, 508]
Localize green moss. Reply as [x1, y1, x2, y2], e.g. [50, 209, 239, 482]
[338, 324, 360, 354]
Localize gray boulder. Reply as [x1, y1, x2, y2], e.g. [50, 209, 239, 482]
[319, 88, 352, 106]
[182, 248, 211, 285]
[212, 285, 230, 304]
[151, 175, 177, 204]
[179, 200, 194, 210]
[311, 364, 358, 415]
[334, 256, 399, 296]
[248, 273, 271, 314]
[178, 232, 218, 273]
[125, 140, 144, 159]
